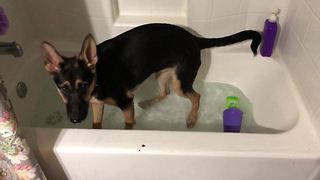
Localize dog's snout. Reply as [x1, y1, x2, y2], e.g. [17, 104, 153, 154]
[69, 111, 81, 123]
[66, 93, 89, 124]
[67, 103, 88, 124]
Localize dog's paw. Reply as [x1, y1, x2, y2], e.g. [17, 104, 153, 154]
[186, 114, 198, 129]
[124, 121, 136, 129]
[92, 123, 102, 129]
[138, 100, 152, 109]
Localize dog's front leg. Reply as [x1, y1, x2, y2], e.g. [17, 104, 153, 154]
[90, 97, 104, 129]
[122, 99, 136, 129]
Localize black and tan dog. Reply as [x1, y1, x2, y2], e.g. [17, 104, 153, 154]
[42, 23, 261, 129]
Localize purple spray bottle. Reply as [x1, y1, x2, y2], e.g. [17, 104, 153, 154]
[260, 9, 279, 57]
[0, 7, 9, 35]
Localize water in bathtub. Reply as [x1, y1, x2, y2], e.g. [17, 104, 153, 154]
[27, 76, 257, 133]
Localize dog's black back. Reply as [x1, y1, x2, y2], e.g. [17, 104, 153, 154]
[94, 24, 199, 103]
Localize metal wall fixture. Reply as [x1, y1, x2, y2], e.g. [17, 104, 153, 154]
[16, 81, 27, 98]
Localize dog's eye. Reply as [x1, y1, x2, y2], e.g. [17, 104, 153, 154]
[79, 82, 89, 89]
[59, 86, 69, 92]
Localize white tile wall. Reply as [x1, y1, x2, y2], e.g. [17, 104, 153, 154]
[187, 0, 289, 37]
[187, 0, 213, 21]
[303, 14, 320, 61]
[117, 0, 186, 16]
[212, 0, 242, 18]
[211, 15, 246, 37]
[246, 0, 272, 13]
[307, 0, 320, 20]
[280, 0, 320, 135]
[290, 1, 312, 42]
[187, 20, 213, 37]
[1, 0, 291, 44]
[245, 14, 268, 31]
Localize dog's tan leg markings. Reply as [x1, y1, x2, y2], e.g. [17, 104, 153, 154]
[103, 97, 117, 106]
[139, 68, 173, 109]
[172, 74, 200, 128]
[90, 97, 104, 129]
[185, 92, 200, 128]
[172, 74, 184, 96]
[123, 100, 136, 129]
[91, 96, 136, 129]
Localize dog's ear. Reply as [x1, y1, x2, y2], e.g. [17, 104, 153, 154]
[80, 34, 98, 68]
[41, 42, 63, 74]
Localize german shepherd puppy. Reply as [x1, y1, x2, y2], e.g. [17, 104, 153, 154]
[42, 23, 261, 129]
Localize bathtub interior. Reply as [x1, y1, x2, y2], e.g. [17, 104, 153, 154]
[0, 43, 298, 134]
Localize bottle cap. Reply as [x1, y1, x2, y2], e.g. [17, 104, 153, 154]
[272, 8, 280, 15]
[226, 96, 239, 109]
[269, 8, 279, 23]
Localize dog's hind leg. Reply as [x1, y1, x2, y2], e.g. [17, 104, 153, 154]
[172, 74, 200, 128]
[184, 91, 200, 128]
[138, 68, 172, 109]
[172, 54, 201, 128]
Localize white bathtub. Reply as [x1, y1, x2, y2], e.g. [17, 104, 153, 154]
[1, 42, 320, 180]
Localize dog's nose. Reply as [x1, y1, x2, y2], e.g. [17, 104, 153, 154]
[69, 112, 81, 123]
[72, 119, 80, 123]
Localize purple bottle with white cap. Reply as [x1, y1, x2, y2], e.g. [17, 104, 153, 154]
[0, 7, 9, 35]
[260, 9, 279, 57]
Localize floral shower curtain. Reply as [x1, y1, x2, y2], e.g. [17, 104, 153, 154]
[0, 76, 46, 180]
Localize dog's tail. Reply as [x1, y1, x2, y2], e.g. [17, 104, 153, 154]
[196, 30, 262, 56]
